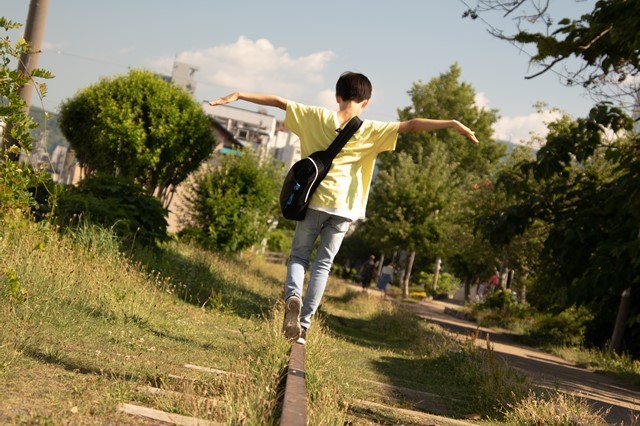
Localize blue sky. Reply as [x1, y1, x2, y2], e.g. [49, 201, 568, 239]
[5, 0, 597, 143]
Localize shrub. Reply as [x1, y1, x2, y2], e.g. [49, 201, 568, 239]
[482, 287, 518, 310]
[0, 18, 53, 218]
[182, 151, 281, 253]
[502, 391, 608, 425]
[265, 228, 292, 253]
[55, 174, 169, 247]
[418, 271, 459, 297]
[527, 306, 593, 347]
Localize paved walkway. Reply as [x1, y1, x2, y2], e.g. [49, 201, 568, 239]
[347, 282, 640, 424]
[408, 296, 640, 425]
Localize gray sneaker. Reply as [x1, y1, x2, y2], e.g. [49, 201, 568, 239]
[296, 327, 307, 345]
[283, 296, 302, 340]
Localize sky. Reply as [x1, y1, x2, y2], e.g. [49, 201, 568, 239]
[5, 0, 598, 144]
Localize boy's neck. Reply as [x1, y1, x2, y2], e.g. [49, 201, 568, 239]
[336, 99, 367, 124]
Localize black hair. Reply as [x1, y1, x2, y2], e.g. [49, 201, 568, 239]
[335, 71, 372, 102]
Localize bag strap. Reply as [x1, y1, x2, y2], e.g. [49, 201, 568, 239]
[324, 116, 363, 159]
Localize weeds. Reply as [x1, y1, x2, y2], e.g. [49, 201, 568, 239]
[0, 218, 622, 424]
[502, 391, 610, 425]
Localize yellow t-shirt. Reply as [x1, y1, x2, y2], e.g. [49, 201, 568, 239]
[285, 101, 399, 221]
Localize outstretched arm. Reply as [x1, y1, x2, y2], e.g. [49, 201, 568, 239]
[208, 92, 288, 111]
[398, 118, 479, 144]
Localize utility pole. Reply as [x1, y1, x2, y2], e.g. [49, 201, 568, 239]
[18, 0, 49, 114]
[3, 0, 50, 159]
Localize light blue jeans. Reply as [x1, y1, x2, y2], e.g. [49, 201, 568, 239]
[285, 209, 351, 329]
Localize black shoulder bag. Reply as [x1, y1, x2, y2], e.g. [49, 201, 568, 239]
[279, 116, 363, 221]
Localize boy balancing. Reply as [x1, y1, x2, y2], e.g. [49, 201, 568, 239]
[209, 72, 479, 345]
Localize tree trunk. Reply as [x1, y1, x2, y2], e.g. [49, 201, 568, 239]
[402, 251, 416, 299]
[506, 269, 515, 289]
[610, 288, 631, 354]
[432, 256, 442, 293]
[376, 253, 385, 281]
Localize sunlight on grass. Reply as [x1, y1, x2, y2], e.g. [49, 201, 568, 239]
[0, 218, 619, 424]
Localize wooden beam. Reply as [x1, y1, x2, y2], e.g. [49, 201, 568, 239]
[118, 403, 221, 426]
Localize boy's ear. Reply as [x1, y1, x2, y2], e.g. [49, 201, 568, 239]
[361, 99, 369, 109]
[336, 95, 343, 104]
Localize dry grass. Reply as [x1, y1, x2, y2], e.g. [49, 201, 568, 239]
[1, 216, 616, 424]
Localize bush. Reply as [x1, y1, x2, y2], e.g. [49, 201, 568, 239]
[55, 174, 169, 247]
[418, 271, 459, 297]
[471, 288, 533, 331]
[182, 151, 282, 253]
[527, 306, 593, 347]
[0, 18, 53, 219]
[331, 264, 357, 281]
[482, 287, 518, 310]
[502, 391, 608, 425]
[265, 228, 293, 253]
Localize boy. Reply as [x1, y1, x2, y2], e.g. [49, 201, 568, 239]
[209, 72, 478, 344]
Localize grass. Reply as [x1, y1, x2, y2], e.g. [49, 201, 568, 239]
[0, 216, 616, 424]
[551, 346, 640, 387]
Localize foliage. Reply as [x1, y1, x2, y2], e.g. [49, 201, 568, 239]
[265, 228, 292, 253]
[330, 264, 357, 281]
[55, 173, 169, 247]
[182, 150, 282, 253]
[0, 17, 54, 215]
[526, 306, 594, 348]
[418, 271, 459, 296]
[480, 105, 640, 353]
[360, 64, 506, 289]
[58, 69, 215, 205]
[391, 63, 505, 177]
[365, 145, 459, 256]
[482, 287, 518, 310]
[464, 1, 639, 88]
[502, 391, 609, 426]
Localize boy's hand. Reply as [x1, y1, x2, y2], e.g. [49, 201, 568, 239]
[208, 92, 239, 106]
[453, 120, 479, 144]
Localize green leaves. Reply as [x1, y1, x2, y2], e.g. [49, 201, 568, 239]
[58, 69, 216, 202]
[1, 17, 53, 215]
[183, 151, 282, 253]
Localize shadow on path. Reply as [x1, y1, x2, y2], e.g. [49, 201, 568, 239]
[407, 298, 640, 425]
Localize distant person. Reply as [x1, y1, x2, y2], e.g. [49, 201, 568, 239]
[208, 72, 478, 345]
[476, 281, 486, 301]
[489, 271, 499, 294]
[376, 260, 395, 297]
[359, 255, 376, 292]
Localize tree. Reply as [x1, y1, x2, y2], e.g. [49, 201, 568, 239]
[463, 0, 640, 108]
[364, 64, 505, 296]
[58, 69, 215, 207]
[0, 17, 53, 215]
[365, 146, 460, 296]
[465, 0, 640, 355]
[391, 63, 505, 177]
[182, 150, 282, 253]
[55, 174, 169, 247]
[481, 107, 639, 353]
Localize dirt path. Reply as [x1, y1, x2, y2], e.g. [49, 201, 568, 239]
[406, 297, 640, 425]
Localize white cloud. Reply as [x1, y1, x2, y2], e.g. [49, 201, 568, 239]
[315, 89, 336, 110]
[475, 92, 490, 110]
[477, 92, 562, 147]
[152, 36, 334, 100]
[493, 110, 563, 146]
